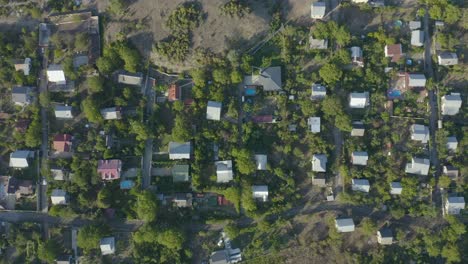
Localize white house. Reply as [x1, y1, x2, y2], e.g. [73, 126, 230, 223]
[100, 107, 122, 120]
[311, 83, 327, 100]
[407, 73, 426, 87]
[352, 179, 370, 193]
[446, 136, 458, 152]
[438, 52, 458, 66]
[349, 92, 369, 108]
[215, 160, 233, 183]
[207, 101, 222, 121]
[11, 86, 33, 106]
[351, 0, 369, 3]
[377, 228, 393, 245]
[351, 121, 365, 137]
[352, 151, 368, 166]
[441, 93, 462, 116]
[255, 154, 267, 170]
[311, 2, 326, 19]
[411, 124, 429, 144]
[54, 105, 73, 119]
[252, 185, 268, 202]
[117, 72, 143, 86]
[411, 30, 424, 46]
[9, 150, 33, 168]
[312, 154, 327, 172]
[100, 237, 115, 255]
[168, 142, 191, 160]
[47, 64, 66, 84]
[445, 197, 465, 215]
[405, 157, 430, 175]
[51, 189, 67, 205]
[390, 182, 402, 195]
[350, 46, 364, 67]
[335, 218, 355, 233]
[308, 117, 321, 133]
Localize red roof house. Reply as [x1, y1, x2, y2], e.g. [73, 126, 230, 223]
[53, 134, 73, 152]
[168, 84, 181, 101]
[384, 44, 403, 63]
[252, 115, 274, 123]
[97, 159, 122, 181]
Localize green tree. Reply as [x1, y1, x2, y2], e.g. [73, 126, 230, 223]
[135, 191, 158, 222]
[25, 118, 41, 147]
[75, 32, 88, 51]
[77, 225, 109, 254]
[230, 69, 243, 84]
[129, 120, 152, 141]
[82, 96, 103, 123]
[87, 76, 105, 93]
[319, 63, 342, 85]
[212, 68, 230, 85]
[360, 217, 377, 236]
[438, 175, 451, 189]
[172, 114, 192, 142]
[37, 239, 61, 263]
[156, 229, 185, 250]
[232, 148, 255, 175]
[191, 68, 206, 87]
[108, 0, 126, 15]
[119, 45, 140, 73]
[97, 188, 112, 208]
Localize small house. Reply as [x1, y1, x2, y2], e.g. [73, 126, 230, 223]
[312, 154, 327, 172]
[352, 151, 368, 166]
[409, 21, 421, 30]
[172, 164, 190, 182]
[309, 37, 328, 50]
[445, 197, 465, 215]
[210, 250, 229, 264]
[411, 30, 424, 46]
[311, 2, 326, 19]
[117, 72, 143, 86]
[351, 179, 370, 193]
[377, 228, 393, 245]
[443, 165, 458, 180]
[349, 92, 369, 108]
[54, 105, 73, 119]
[100, 237, 115, 255]
[244, 66, 282, 91]
[97, 159, 122, 181]
[169, 142, 191, 160]
[215, 160, 233, 183]
[13, 58, 31, 76]
[252, 185, 268, 202]
[350, 46, 364, 67]
[384, 44, 403, 63]
[6, 177, 34, 199]
[335, 218, 355, 233]
[311, 83, 327, 100]
[255, 154, 267, 170]
[47, 64, 66, 84]
[73, 55, 89, 69]
[51, 167, 67, 181]
[390, 182, 402, 195]
[9, 150, 33, 168]
[12, 86, 33, 106]
[351, 0, 369, 3]
[438, 52, 458, 66]
[100, 107, 122, 120]
[441, 93, 462, 116]
[51, 189, 67, 205]
[207, 101, 222, 121]
[407, 73, 426, 87]
[53, 134, 73, 153]
[55, 255, 73, 264]
[405, 157, 430, 175]
[308, 117, 321, 133]
[410, 124, 429, 144]
[168, 84, 181, 101]
[173, 193, 193, 208]
[351, 121, 365, 136]
[446, 136, 458, 152]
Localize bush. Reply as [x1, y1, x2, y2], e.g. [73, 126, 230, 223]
[220, 0, 251, 18]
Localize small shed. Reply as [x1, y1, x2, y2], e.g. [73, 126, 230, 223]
[411, 30, 424, 46]
[390, 182, 402, 195]
[335, 218, 355, 233]
[100, 237, 115, 255]
[308, 117, 321, 133]
[351, 121, 365, 136]
[51, 189, 67, 205]
[349, 92, 369, 108]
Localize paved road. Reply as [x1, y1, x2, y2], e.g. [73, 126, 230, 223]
[38, 48, 49, 213]
[141, 67, 155, 189]
[332, 127, 343, 194]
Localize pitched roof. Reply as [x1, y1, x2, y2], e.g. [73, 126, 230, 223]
[352, 151, 368, 165]
[47, 64, 66, 84]
[407, 73, 426, 87]
[247, 66, 282, 91]
[207, 101, 222, 121]
[100, 107, 122, 120]
[252, 185, 268, 201]
[438, 52, 458, 65]
[409, 21, 421, 30]
[384, 44, 403, 62]
[335, 218, 354, 228]
[352, 178, 370, 193]
[308, 117, 321, 133]
[9, 150, 33, 168]
[100, 237, 115, 255]
[215, 160, 233, 183]
[97, 160, 122, 180]
[12, 86, 33, 104]
[390, 182, 402, 195]
[309, 37, 328, 49]
[405, 157, 430, 175]
[349, 92, 369, 108]
[55, 105, 73, 119]
[255, 155, 267, 170]
[411, 124, 429, 143]
[311, 83, 327, 99]
[53, 134, 73, 152]
[169, 142, 191, 160]
[411, 30, 424, 46]
[351, 121, 365, 136]
[117, 72, 143, 86]
[172, 164, 190, 182]
[311, 2, 326, 18]
[441, 93, 462, 115]
[312, 154, 327, 172]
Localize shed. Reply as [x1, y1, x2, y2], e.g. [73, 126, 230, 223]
[411, 30, 424, 46]
[390, 182, 402, 195]
[377, 228, 393, 245]
[335, 218, 355, 233]
[351, 121, 365, 136]
[54, 105, 73, 119]
[215, 160, 233, 183]
[349, 92, 369, 108]
[308, 117, 321, 133]
[311, 2, 326, 19]
[100, 107, 122, 120]
[100, 237, 115, 255]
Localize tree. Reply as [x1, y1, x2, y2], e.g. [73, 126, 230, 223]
[82, 96, 102, 123]
[97, 188, 112, 208]
[319, 63, 342, 85]
[135, 191, 158, 222]
[230, 69, 243, 84]
[360, 218, 377, 236]
[75, 32, 88, 51]
[212, 68, 230, 85]
[87, 76, 105, 93]
[119, 45, 141, 73]
[37, 239, 61, 263]
[77, 225, 108, 254]
[130, 120, 152, 141]
[172, 114, 192, 142]
[39, 91, 50, 108]
[108, 0, 126, 15]
[25, 118, 41, 147]
[156, 229, 185, 250]
[232, 148, 256, 175]
[438, 175, 451, 189]
[191, 68, 206, 87]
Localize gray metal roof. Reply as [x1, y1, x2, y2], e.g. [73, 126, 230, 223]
[311, 2, 326, 18]
[249, 66, 282, 91]
[405, 157, 430, 175]
[408, 73, 426, 87]
[312, 154, 327, 172]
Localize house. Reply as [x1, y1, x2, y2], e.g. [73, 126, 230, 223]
[312, 176, 327, 187]
[252, 185, 268, 202]
[100, 237, 115, 255]
[172, 164, 190, 182]
[215, 160, 233, 183]
[100, 107, 122, 120]
[352, 179, 370, 193]
[53, 134, 73, 153]
[407, 73, 426, 87]
[446, 136, 458, 152]
[443, 165, 459, 180]
[13, 58, 31, 76]
[351, 0, 369, 3]
[73, 55, 89, 69]
[311, 83, 327, 100]
[352, 151, 368, 166]
[411, 30, 424, 46]
[441, 93, 462, 115]
[312, 154, 327, 172]
[168, 84, 181, 101]
[405, 157, 430, 175]
[377, 228, 393, 245]
[117, 72, 143, 86]
[207, 101, 222, 121]
[438, 52, 458, 66]
[9, 150, 33, 168]
[309, 37, 328, 49]
[97, 159, 122, 181]
[54, 105, 73, 119]
[173, 193, 193, 208]
[38, 23, 50, 47]
[51, 189, 67, 205]
[410, 124, 429, 144]
[350, 46, 364, 67]
[409, 21, 421, 30]
[6, 177, 34, 199]
[308, 117, 321, 133]
[390, 182, 403, 195]
[335, 218, 355, 233]
[445, 197, 465, 215]
[351, 121, 365, 136]
[384, 44, 403, 63]
[210, 250, 229, 264]
[255, 154, 267, 170]
[11, 86, 33, 106]
[311, 2, 326, 19]
[51, 167, 67, 181]
[349, 92, 369, 108]
[169, 142, 191, 160]
[244, 66, 282, 91]
[47, 64, 66, 84]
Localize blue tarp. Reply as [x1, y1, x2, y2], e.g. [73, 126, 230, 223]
[120, 180, 134, 189]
